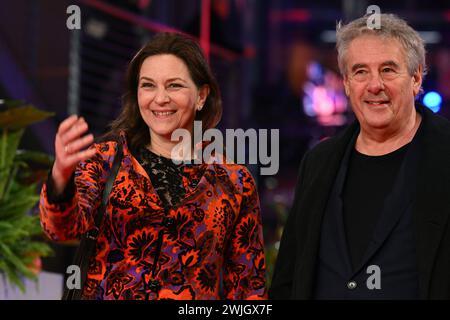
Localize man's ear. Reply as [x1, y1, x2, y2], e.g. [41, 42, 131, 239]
[343, 74, 350, 96]
[197, 85, 210, 110]
[412, 65, 423, 97]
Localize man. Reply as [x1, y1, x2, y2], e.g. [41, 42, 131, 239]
[270, 13, 450, 299]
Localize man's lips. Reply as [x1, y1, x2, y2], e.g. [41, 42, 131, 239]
[364, 100, 390, 106]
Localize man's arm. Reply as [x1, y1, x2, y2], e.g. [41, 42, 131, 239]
[269, 152, 309, 299]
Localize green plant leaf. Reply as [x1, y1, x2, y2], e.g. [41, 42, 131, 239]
[15, 150, 54, 167]
[0, 105, 54, 130]
[0, 242, 35, 279]
[0, 99, 54, 293]
[0, 259, 27, 293]
[0, 129, 24, 199]
[0, 195, 40, 221]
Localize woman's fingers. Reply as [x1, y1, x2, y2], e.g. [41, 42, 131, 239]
[52, 115, 97, 193]
[57, 114, 79, 136]
[54, 115, 96, 171]
[65, 146, 97, 167]
[60, 117, 89, 147]
[64, 133, 94, 155]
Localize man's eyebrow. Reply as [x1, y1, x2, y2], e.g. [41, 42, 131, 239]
[350, 63, 367, 72]
[350, 61, 401, 73]
[380, 60, 400, 68]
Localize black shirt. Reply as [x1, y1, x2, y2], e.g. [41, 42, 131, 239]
[342, 143, 410, 271]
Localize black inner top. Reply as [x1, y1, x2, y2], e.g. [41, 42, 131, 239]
[136, 147, 187, 208]
[342, 142, 410, 271]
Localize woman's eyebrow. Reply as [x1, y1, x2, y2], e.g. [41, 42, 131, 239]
[139, 76, 187, 83]
[165, 77, 187, 83]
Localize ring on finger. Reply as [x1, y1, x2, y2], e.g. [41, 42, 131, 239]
[64, 145, 70, 154]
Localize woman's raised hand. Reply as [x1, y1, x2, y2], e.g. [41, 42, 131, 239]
[51, 115, 96, 194]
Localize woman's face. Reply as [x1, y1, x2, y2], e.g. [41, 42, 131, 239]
[137, 54, 209, 140]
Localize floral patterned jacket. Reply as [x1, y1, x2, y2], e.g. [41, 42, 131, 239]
[39, 132, 267, 300]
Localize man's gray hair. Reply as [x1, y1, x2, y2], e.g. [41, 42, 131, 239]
[336, 13, 427, 79]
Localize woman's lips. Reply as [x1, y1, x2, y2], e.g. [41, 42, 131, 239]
[152, 110, 176, 118]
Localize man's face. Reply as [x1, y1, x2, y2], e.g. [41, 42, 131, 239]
[343, 35, 422, 132]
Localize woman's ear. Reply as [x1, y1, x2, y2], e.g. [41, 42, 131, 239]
[197, 85, 210, 110]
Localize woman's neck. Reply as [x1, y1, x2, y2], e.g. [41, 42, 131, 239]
[148, 132, 196, 161]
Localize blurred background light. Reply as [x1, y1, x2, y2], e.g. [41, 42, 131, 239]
[423, 91, 442, 113]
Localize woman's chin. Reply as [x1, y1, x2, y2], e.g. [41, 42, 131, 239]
[150, 126, 178, 139]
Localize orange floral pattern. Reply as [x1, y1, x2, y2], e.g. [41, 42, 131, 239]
[39, 132, 267, 300]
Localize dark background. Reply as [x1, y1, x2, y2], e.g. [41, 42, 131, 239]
[1, 0, 449, 290]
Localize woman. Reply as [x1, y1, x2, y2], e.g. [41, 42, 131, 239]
[39, 32, 267, 300]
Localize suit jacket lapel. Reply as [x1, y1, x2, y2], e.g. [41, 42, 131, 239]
[320, 131, 357, 277]
[297, 123, 358, 297]
[353, 130, 421, 275]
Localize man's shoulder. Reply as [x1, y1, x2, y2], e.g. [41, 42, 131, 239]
[427, 111, 450, 137]
[421, 106, 450, 147]
[306, 123, 357, 161]
[308, 136, 341, 157]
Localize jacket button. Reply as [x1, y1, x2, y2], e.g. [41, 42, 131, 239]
[162, 217, 175, 227]
[148, 279, 160, 292]
[347, 281, 357, 290]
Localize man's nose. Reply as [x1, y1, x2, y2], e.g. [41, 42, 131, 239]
[366, 72, 385, 94]
[154, 88, 170, 104]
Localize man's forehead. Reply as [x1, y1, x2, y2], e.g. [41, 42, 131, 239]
[350, 60, 401, 70]
[346, 35, 406, 67]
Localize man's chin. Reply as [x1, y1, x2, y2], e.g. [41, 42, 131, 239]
[361, 113, 394, 130]
[365, 120, 392, 131]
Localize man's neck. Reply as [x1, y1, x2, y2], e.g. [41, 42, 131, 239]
[355, 111, 421, 156]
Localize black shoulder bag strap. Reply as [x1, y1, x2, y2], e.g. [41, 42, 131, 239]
[62, 142, 123, 300]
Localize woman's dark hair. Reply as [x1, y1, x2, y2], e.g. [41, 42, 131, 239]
[102, 32, 222, 152]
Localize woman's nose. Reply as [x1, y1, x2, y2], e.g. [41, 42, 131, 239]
[154, 88, 170, 104]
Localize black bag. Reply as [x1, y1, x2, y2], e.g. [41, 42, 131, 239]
[62, 142, 123, 300]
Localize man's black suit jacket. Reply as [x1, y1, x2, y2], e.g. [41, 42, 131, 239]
[270, 105, 450, 299]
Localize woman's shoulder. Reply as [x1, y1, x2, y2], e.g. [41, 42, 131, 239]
[212, 161, 257, 189]
[78, 134, 123, 169]
[91, 131, 127, 157]
[90, 140, 119, 159]
[205, 152, 252, 174]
